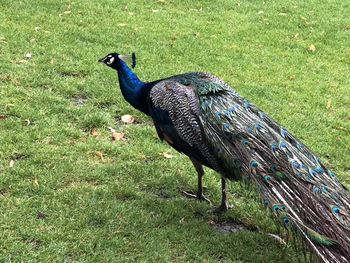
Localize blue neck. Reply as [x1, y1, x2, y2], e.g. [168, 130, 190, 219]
[117, 61, 150, 114]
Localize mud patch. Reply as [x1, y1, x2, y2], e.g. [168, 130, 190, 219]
[210, 219, 256, 234]
[22, 237, 43, 249]
[71, 95, 88, 106]
[114, 190, 139, 201]
[36, 211, 47, 220]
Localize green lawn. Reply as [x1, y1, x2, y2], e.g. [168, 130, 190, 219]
[1, 0, 349, 262]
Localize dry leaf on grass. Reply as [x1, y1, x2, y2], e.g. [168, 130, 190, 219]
[121, 114, 134, 124]
[0, 115, 7, 120]
[326, 99, 332, 110]
[336, 127, 347, 132]
[90, 128, 99, 137]
[108, 127, 126, 141]
[94, 151, 104, 160]
[33, 178, 39, 188]
[14, 60, 28, 64]
[9, 160, 15, 168]
[113, 132, 125, 141]
[308, 44, 316, 52]
[162, 152, 174, 159]
[0, 37, 7, 44]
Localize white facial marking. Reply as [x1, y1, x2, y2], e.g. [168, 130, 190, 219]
[106, 56, 115, 65]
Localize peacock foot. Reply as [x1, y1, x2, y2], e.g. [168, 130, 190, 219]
[208, 201, 233, 213]
[182, 190, 212, 204]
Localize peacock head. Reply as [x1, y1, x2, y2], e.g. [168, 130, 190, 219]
[98, 52, 136, 70]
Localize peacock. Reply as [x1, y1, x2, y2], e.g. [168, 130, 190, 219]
[99, 52, 350, 262]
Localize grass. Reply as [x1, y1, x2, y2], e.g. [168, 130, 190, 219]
[0, 0, 349, 262]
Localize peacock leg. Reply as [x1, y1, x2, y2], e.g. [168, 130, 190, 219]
[208, 178, 233, 213]
[219, 178, 233, 211]
[182, 158, 211, 204]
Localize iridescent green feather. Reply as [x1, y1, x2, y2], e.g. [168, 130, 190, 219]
[304, 226, 338, 246]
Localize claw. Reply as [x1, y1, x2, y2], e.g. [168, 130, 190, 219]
[208, 202, 233, 213]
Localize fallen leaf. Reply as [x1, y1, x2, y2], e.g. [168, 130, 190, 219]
[0, 115, 7, 120]
[14, 59, 28, 64]
[112, 132, 125, 141]
[336, 127, 347, 132]
[308, 44, 316, 52]
[118, 23, 127, 27]
[258, 10, 264, 14]
[108, 127, 125, 141]
[25, 53, 32, 59]
[35, 26, 40, 31]
[90, 128, 99, 137]
[162, 152, 174, 159]
[9, 160, 15, 168]
[94, 151, 104, 160]
[33, 178, 39, 188]
[121, 114, 134, 124]
[63, 10, 71, 14]
[326, 99, 332, 110]
[152, 9, 159, 12]
[25, 119, 31, 125]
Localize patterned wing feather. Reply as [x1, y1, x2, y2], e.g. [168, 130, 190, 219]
[148, 79, 220, 170]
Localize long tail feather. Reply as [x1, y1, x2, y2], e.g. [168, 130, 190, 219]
[195, 74, 350, 262]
